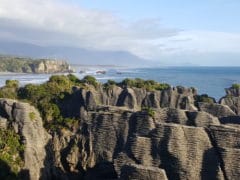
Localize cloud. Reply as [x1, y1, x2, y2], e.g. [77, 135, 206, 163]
[159, 31, 240, 55]
[0, 0, 179, 59]
[0, 0, 240, 63]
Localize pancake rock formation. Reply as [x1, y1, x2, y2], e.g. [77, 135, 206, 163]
[0, 83, 240, 180]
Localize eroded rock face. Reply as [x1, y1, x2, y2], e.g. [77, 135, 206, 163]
[187, 111, 220, 127]
[150, 124, 224, 180]
[47, 105, 230, 180]
[120, 164, 168, 180]
[0, 99, 51, 180]
[1, 84, 240, 180]
[32, 60, 73, 74]
[60, 85, 198, 115]
[220, 96, 240, 115]
[210, 125, 240, 179]
[198, 102, 236, 118]
[219, 86, 240, 115]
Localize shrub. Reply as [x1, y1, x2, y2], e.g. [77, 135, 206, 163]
[67, 74, 81, 84]
[29, 112, 36, 121]
[154, 83, 170, 91]
[17, 75, 76, 130]
[103, 80, 117, 90]
[142, 107, 155, 118]
[107, 80, 116, 85]
[232, 84, 240, 89]
[0, 129, 24, 176]
[194, 94, 215, 106]
[82, 75, 98, 87]
[5, 80, 19, 88]
[119, 78, 170, 91]
[0, 80, 19, 99]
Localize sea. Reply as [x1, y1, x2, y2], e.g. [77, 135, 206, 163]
[1, 66, 240, 101]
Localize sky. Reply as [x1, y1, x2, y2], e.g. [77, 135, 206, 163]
[0, 0, 240, 66]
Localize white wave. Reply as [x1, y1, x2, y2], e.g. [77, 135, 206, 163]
[96, 76, 123, 80]
[20, 78, 49, 85]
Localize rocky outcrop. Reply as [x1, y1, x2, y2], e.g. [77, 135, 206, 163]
[0, 56, 74, 73]
[186, 111, 220, 127]
[31, 60, 73, 74]
[45, 107, 227, 179]
[0, 99, 51, 180]
[2, 83, 240, 180]
[45, 105, 229, 180]
[198, 102, 236, 118]
[220, 97, 240, 115]
[210, 125, 240, 179]
[120, 164, 168, 180]
[61, 85, 198, 116]
[220, 87, 240, 115]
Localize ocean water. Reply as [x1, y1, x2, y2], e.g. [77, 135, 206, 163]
[1, 66, 240, 100]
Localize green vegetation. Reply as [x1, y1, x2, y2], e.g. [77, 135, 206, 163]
[29, 112, 36, 121]
[232, 84, 240, 89]
[6, 80, 19, 89]
[17, 75, 82, 130]
[106, 80, 117, 86]
[0, 55, 71, 74]
[194, 94, 215, 105]
[14, 74, 99, 130]
[0, 74, 172, 131]
[0, 80, 19, 99]
[118, 78, 170, 91]
[82, 75, 98, 87]
[103, 78, 170, 91]
[0, 55, 41, 73]
[103, 80, 117, 90]
[0, 129, 24, 178]
[67, 74, 81, 84]
[142, 107, 155, 118]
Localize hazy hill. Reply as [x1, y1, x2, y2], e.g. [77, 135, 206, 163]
[0, 41, 150, 67]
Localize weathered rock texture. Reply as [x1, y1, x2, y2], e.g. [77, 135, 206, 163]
[120, 164, 168, 180]
[0, 99, 51, 180]
[61, 85, 197, 115]
[220, 87, 240, 115]
[32, 60, 73, 74]
[1, 84, 240, 180]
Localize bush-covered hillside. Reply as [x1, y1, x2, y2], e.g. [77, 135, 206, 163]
[0, 55, 72, 73]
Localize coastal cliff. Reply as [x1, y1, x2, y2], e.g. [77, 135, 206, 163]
[0, 55, 74, 73]
[0, 75, 240, 180]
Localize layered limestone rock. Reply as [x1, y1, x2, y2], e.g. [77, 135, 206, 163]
[1, 83, 240, 180]
[47, 104, 231, 180]
[186, 111, 220, 127]
[210, 125, 240, 180]
[61, 85, 198, 116]
[32, 60, 73, 74]
[198, 102, 236, 118]
[120, 164, 168, 180]
[150, 124, 224, 180]
[220, 87, 240, 115]
[220, 96, 240, 115]
[0, 99, 51, 180]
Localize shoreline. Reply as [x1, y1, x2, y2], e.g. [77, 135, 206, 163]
[0, 72, 28, 75]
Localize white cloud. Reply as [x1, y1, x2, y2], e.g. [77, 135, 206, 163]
[0, 0, 178, 59]
[0, 0, 240, 62]
[165, 31, 240, 54]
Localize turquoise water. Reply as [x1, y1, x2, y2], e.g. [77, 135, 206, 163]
[1, 66, 240, 100]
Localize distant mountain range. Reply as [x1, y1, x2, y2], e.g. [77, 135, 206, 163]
[0, 41, 152, 67]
